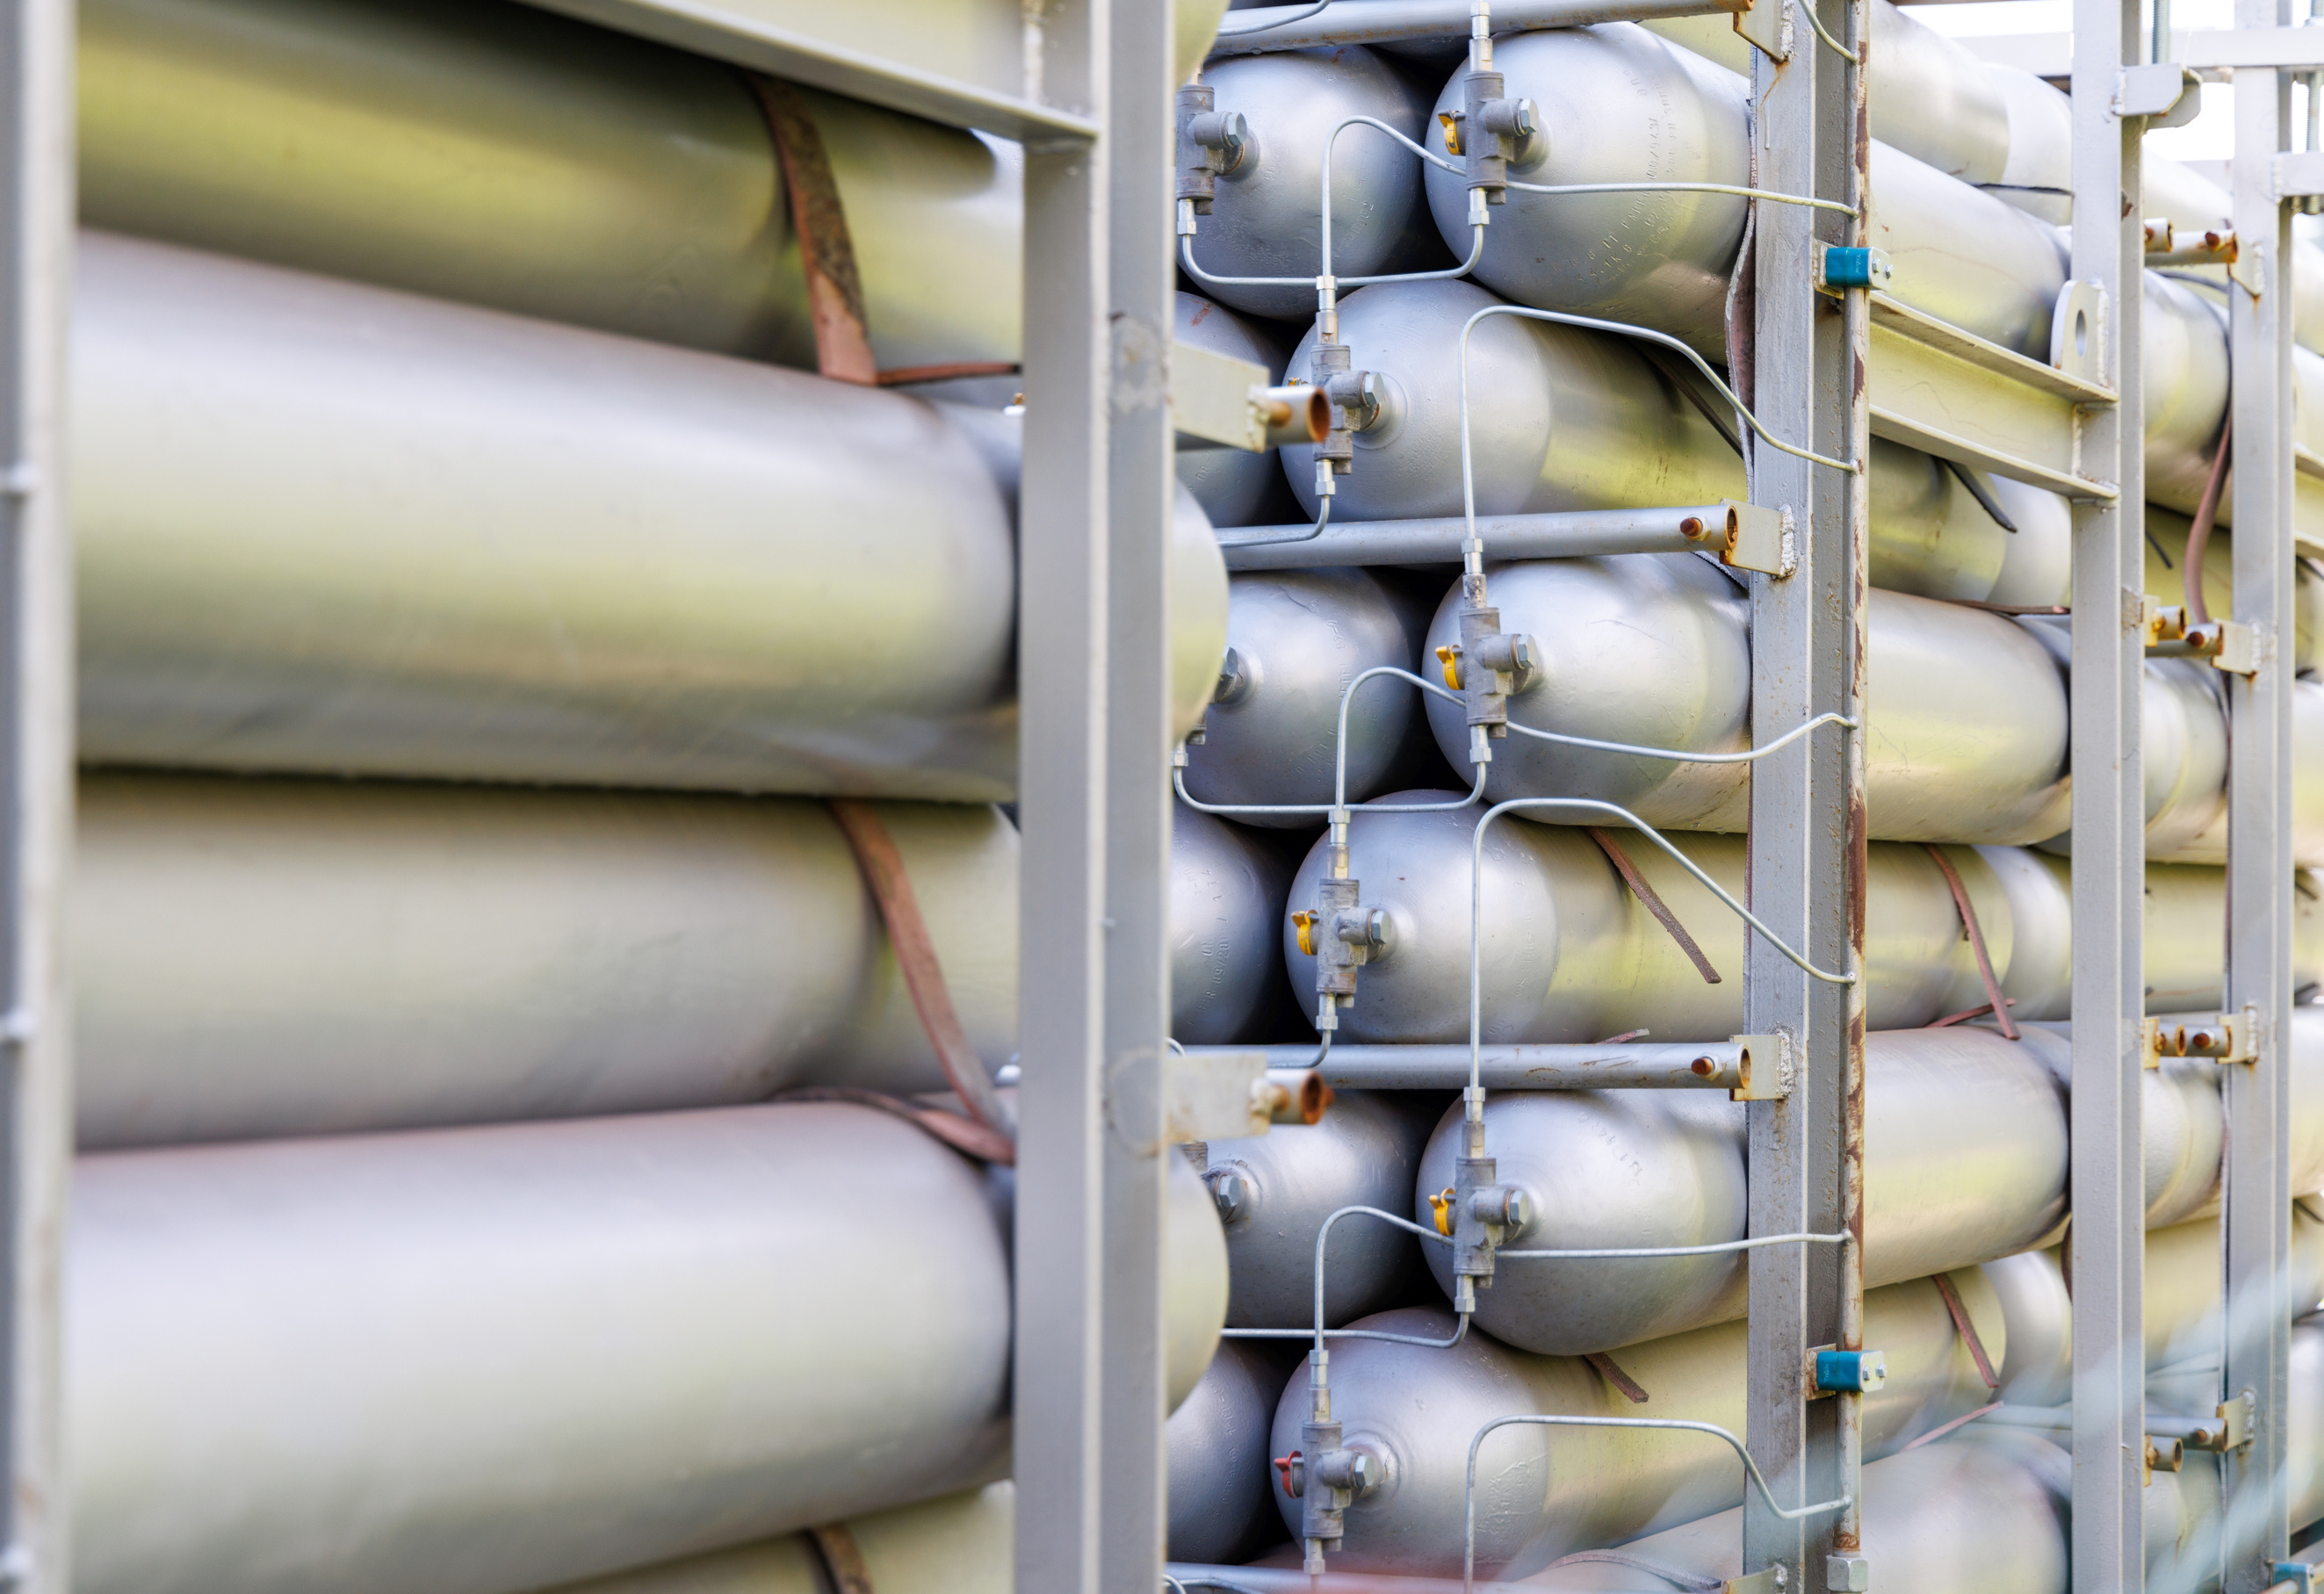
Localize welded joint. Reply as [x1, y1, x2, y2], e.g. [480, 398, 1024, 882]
[2230, 235, 2268, 299]
[1729, 1031, 1794, 1101]
[1733, 0, 1793, 63]
[2115, 61, 2202, 126]
[1721, 501, 1795, 578]
[1826, 1556, 1870, 1593]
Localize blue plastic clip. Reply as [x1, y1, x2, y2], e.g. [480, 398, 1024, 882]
[1822, 247, 1894, 292]
[1813, 1348, 1887, 1394]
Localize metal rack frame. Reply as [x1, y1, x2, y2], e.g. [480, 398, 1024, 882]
[1, 0, 70, 1589]
[3, 0, 2312, 1589]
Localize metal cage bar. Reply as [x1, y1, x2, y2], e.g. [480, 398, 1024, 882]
[2066, 0, 2149, 1584]
[0, 0, 69, 1588]
[1742, 0, 1871, 1585]
[1014, 2, 1180, 1591]
[2223, 15, 2300, 1589]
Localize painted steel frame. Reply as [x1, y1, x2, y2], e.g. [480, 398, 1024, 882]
[2068, 0, 2149, 1584]
[2223, 13, 2300, 1590]
[1743, 0, 1871, 1588]
[0, 0, 69, 1590]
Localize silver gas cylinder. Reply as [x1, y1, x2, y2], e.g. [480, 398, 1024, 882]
[1184, 45, 1440, 321]
[1166, 1339, 1296, 1565]
[1180, 566, 1420, 824]
[1195, 1089, 1439, 1329]
[1171, 801, 1294, 1044]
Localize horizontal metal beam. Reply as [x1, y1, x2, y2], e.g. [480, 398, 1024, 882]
[1216, 505, 1731, 568]
[2183, 25, 2324, 69]
[1180, 1042, 1744, 1089]
[1866, 295, 2119, 499]
[517, 0, 1098, 142]
[1205, 0, 1742, 55]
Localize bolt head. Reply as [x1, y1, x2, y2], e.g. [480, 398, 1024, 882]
[1205, 1167, 1250, 1223]
[1502, 1187, 1534, 1231]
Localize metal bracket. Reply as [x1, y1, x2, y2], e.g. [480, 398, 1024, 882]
[1172, 340, 1326, 453]
[2141, 1015, 2167, 1071]
[1732, 0, 1792, 62]
[1729, 1031, 1794, 1100]
[1721, 501, 1796, 578]
[2050, 280, 2109, 382]
[2231, 235, 2268, 298]
[2116, 61, 2202, 126]
[1726, 1569, 1788, 1594]
[2220, 1388, 2256, 1451]
[1156, 1049, 1273, 1144]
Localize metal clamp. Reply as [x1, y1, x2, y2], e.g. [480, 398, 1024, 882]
[1819, 244, 1894, 292]
[1729, 1031, 1795, 1101]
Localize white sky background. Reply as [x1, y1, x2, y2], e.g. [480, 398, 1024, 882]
[1909, 0, 2297, 164]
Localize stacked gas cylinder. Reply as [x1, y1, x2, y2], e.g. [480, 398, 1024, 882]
[67, 1, 1257, 1591]
[1159, 4, 2324, 1591]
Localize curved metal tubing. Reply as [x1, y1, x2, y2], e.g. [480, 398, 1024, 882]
[1462, 1414, 1852, 1593]
[1504, 710, 1858, 764]
[1507, 178, 1857, 217]
[1219, 1203, 1466, 1354]
[1175, 666, 1483, 818]
[1212, 0, 1337, 33]
[1497, 1230, 1851, 1260]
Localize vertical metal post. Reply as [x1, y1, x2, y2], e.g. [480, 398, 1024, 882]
[2222, 23, 2297, 1591]
[0, 1, 69, 1590]
[1014, 1, 1180, 1591]
[2067, 0, 2147, 1581]
[1743, 0, 1867, 1584]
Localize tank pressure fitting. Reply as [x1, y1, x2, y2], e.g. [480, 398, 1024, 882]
[1445, 1, 1538, 205]
[1276, 1372, 1384, 1576]
[1443, 581, 1541, 751]
[1175, 83, 1248, 213]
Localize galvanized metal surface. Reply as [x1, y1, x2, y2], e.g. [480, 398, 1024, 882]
[1267, 1276, 2001, 1578]
[80, 0, 1026, 371]
[1228, 1042, 1748, 1089]
[72, 1105, 1129, 1594]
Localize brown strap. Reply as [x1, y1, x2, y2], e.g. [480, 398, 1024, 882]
[2183, 411, 2233, 627]
[1587, 827, 1721, 985]
[1921, 845, 2018, 1040]
[874, 362, 1022, 387]
[1927, 996, 2018, 1030]
[748, 76, 879, 386]
[826, 800, 1014, 1149]
[806, 1522, 877, 1594]
[1931, 1272, 2001, 1391]
[1899, 1398, 2003, 1453]
[770, 1086, 1015, 1165]
[1584, 1351, 1650, 1404]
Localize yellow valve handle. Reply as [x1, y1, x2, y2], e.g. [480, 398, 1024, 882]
[1433, 645, 1463, 691]
[1438, 112, 1463, 156]
[1428, 1186, 1457, 1237]
[1292, 910, 1318, 957]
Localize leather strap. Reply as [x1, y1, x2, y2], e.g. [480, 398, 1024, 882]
[1899, 1398, 2003, 1453]
[806, 1522, 877, 1594]
[1584, 1351, 1650, 1404]
[826, 800, 1014, 1150]
[771, 1086, 1014, 1165]
[1921, 845, 2017, 1040]
[1587, 827, 1721, 985]
[748, 76, 879, 386]
[1931, 1271, 2001, 1390]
